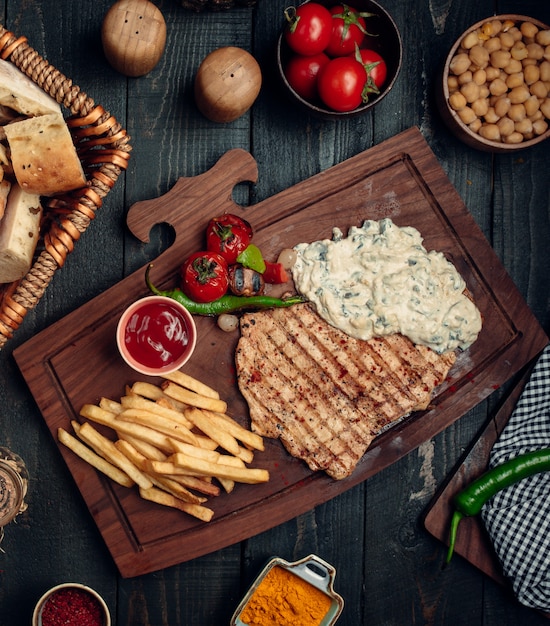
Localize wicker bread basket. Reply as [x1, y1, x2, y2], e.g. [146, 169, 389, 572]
[0, 25, 131, 350]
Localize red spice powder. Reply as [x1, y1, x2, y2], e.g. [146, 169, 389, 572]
[41, 588, 103, 626]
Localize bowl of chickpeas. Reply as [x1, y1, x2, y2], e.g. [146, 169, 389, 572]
[438, 15, 550, 151]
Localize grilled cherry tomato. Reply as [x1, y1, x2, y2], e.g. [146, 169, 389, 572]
[205, 214, 253, 265]
[326, 4, 372, 57]
[180, 251, 229, 303]
[284, 52, 330, 101]
[263, 261, 289, 284]
[353, 48, 387, 93]
[317, 56, 367, 112]
[284, 3, 333, 56]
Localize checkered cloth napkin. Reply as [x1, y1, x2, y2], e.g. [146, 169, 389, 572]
[481, 343, 550, 612]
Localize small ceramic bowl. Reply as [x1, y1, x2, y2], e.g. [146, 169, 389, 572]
[276, 0, 403, 120]
[437, 14, 550, 152]
[231, 554, 344, 626]
[32, 582, 111, 626]
[116, 295, 197, 376]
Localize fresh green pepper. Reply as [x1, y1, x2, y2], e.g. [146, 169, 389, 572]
[145, 264, 305, 315]
[236, 243, 266, 273]
[446, 448, 550, 563]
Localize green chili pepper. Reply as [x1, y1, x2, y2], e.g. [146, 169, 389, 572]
[446, 448, 550, 563]
[145, 264, 305, 315]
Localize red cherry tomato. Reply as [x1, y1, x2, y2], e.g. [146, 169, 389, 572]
[205, 213, 253, 265]
[284, 52, 330, 101]
[353, 48, 387, 92]
[326, 4, 370, 57]
[180, 251, 229, 303]
[284, 3, 333, 56]
[317, 57, 367, 112]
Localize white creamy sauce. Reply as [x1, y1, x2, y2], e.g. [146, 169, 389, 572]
[291, 218, 482, 353]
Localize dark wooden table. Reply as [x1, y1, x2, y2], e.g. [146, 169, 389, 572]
[1, 1, 550, 624]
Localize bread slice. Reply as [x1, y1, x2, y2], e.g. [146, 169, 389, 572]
[0, 179, 11, 220]
[0, 183, 42, 283]
[0, 59, 61, 117]
[4, 113, 86, 195]
[0, 104, 22, 125]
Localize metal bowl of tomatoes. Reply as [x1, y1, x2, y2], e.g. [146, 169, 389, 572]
[276, 0, 402, 119]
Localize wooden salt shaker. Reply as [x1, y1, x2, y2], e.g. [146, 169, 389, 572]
[102, 0, 166, 77]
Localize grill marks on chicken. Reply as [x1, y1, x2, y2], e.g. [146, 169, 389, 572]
[235, 304, 456, 480]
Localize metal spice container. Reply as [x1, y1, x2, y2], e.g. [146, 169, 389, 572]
[231, 554, 344, 626]
[0, 447, 29, 543]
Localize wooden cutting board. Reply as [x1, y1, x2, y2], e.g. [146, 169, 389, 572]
[13, 127, 549, 578]
[424, 371, 529, 588]
[424, 366, 550, 619]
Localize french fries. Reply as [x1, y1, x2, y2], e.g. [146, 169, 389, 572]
[78, 422, 154, 490]
[120, 395, 193, 430]
[58, 371, 268, 523]
[183, 407, 241, 456]
[117, 407, 199, 446]
[167, 452, 269, 484]
[139, 487, 214, 522]
[161, 381, 227, 413]
[205, 410, 264, 452]
[161, 370, 220, 400]
[58, 427, 134, 488]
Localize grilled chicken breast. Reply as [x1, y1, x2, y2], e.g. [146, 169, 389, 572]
[235, 303, 456, 480]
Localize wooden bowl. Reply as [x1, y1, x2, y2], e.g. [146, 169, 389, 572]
[276, 0, 402, 120]
[437, 14, 550, 152]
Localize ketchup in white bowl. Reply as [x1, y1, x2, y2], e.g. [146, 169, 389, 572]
[116, 295, 196, 376]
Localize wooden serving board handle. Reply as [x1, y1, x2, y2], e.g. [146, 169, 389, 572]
[126, 148, 258, 245]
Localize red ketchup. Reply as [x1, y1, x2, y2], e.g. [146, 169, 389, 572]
[124, 300, 190, 370]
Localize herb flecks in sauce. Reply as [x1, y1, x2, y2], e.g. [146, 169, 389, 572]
[292, 218, 482, 353]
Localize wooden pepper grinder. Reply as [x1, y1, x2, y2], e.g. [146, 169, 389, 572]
[102, 0, 166, 77]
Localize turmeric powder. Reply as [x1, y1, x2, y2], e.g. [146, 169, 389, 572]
[240, 565, 332, 626]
